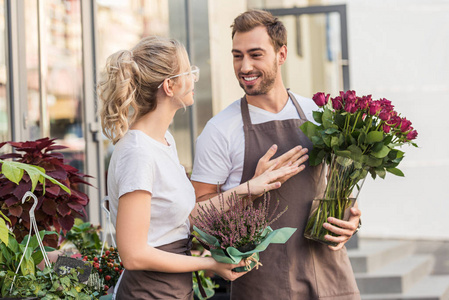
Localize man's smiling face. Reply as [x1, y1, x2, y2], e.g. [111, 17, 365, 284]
[232, 26, 279, 96]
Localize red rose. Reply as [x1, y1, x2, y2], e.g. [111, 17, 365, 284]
[344, 98, 357, 113]
[382, 124, 391, 133]
[400, 118, 412, 132]
[388, 115, 402, 128]
[406, 129, 418, 140]
[331, 96, 343, 110]
[369, 101, 381, 115]
[357, 95, 371, 110]
[379, 111, 391, 121]
[312, 92, 330, 107]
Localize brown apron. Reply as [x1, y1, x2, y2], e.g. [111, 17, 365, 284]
[116, 238, 193, 300]
[230, 92, 360, 300]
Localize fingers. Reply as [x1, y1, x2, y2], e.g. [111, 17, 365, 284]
[323, 214, 360, 251]
[260, 144, 278, 163]
[350, 207, 362, 218]
[328, 243, 345, 251]
[287, 147, 309, 167]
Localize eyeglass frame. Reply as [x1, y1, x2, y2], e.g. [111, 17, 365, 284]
[157, 65, 200, 89]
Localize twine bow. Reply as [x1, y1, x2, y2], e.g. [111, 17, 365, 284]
[244, 253, 262, 271]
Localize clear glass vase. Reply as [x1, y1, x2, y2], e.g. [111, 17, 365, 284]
[304, 154, 367, 246]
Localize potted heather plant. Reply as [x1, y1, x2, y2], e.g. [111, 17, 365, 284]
[300, 90, 418, 246]
[192, 190, 296, 272]
[0, 138, 92, 248]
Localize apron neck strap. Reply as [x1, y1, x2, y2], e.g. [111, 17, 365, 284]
[240, 90, 308, 127]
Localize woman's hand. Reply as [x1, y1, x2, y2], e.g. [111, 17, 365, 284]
[208, 258, 248, 281]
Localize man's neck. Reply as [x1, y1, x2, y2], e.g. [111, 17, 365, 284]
[246, 84, 289, 113]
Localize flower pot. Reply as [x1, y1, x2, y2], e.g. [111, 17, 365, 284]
[304, 154, 367, 246]
[232, 252, 261, 272]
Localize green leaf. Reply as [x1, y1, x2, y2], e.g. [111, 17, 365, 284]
[384, 135, 393, 145]
[375, 168, 386, 179]
[322, 135, 331, 147]
[312, 111, 323, 124]
[336, 156, 353, 167]
[322, 108, 333, 128]
[26, 167, 41, 192]
[300, 121, 319, 139]
[366, 131, 384, 143]
[20, 257, 35, 276]
[358, 131, 366, 145]
[1, 161, 24, 184]
[324, 128, 339, 134]
[0, 218, 9, 246]
[347, 145, 363, 160]
[334, 150, 351, 158]
[372, 145, 390, 158]
[361, 155, 383, 167]
[371, 142, 384, 153]
[0, 160, 71, 194]
[331, 136, 340, 148]
[386, 167, 405, 177]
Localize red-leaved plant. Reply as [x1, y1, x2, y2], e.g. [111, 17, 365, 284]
[0, 138, 92, 247]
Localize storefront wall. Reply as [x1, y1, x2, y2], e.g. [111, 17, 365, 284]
[4, 0, 446, 240]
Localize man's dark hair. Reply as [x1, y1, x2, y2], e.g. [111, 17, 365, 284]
[231, 9, 287, 52]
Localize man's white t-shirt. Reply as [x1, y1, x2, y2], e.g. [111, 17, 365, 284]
[191, 92, 318, 191]
[108, 130, 195, 247]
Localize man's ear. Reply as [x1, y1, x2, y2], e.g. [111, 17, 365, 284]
[161, 79, 175, 97]
[278, 45, 287, 65]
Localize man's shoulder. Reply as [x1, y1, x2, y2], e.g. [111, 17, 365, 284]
[206, 99, 243, 132]
[290, 92, 317, 112]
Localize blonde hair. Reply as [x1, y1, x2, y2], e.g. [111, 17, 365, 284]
[98, 36, 188, 144]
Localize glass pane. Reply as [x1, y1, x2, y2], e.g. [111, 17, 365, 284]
[0, 0, 8, 147]
[43, 0, 85, 172]
[96, 0, 196, 171]
[25, 0, 41, 140]
[25, 0, 86, 171]
[279, 13, 344, 97]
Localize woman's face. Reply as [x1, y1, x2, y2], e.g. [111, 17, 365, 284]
[173, 55, 196, 108]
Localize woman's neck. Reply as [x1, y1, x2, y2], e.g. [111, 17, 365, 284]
[131, 102, 177, 145]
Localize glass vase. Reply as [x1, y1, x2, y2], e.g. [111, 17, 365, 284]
[304, 154, 367, 246]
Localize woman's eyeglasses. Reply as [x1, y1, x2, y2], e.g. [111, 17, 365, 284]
[157, 65, 200, 89]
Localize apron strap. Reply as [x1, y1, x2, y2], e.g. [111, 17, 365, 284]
[287, 90, 308, 121]
[240, 90, 309, 127]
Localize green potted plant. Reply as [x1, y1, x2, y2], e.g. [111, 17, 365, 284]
[0, 159, 101, 299]
[0, 138, 92, 247]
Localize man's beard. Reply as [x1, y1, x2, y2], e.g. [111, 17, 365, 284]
[240, 60, 277, 96]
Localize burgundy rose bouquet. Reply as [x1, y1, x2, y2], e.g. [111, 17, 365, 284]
[300, 90, 418, 245]
[193, 191, 296, 272]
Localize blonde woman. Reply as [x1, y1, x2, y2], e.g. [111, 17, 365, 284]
[98, 36, 306, 299]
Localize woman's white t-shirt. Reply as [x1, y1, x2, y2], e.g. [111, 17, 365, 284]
[107, 130, 195, 247]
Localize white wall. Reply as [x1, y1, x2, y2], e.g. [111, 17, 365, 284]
[327, 0, 449, 239]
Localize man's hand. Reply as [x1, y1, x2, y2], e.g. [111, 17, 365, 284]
[322, 206, 362, 251]
[253, 144, 309, 183]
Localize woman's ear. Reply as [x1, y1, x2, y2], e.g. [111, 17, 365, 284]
[161, 79, 175, 97]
